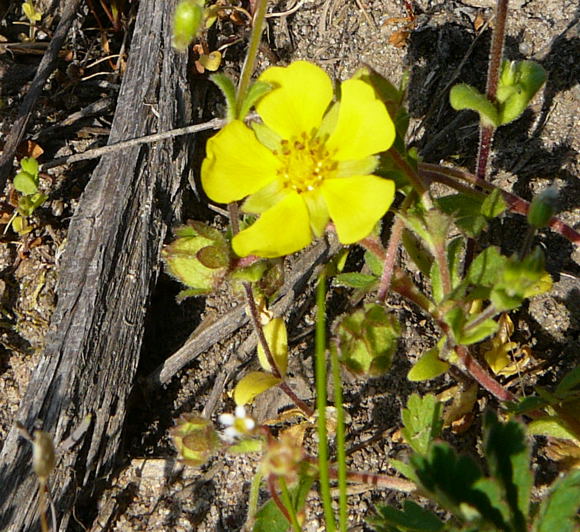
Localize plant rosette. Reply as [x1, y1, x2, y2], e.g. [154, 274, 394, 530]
[202, 61, 397, 258]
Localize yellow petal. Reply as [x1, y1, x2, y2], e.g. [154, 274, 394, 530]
[322, 176, 395, 243]
[232, 192, 312, 258]
[257, 318, 289, 375]
[326, 79, 395, 161]
[257, 61, 333, 139]
[201, 120, 279, 204]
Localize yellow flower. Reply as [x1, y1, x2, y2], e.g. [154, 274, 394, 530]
[202, 61, 396, 258]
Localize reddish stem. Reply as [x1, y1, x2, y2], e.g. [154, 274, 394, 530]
[419, 163, 580, 245]
[376, 216, 404, 303]
[267, 474, 292, 523]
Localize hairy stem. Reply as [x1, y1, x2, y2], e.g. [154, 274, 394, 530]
[377, 215, 405, 303]
[419, 163, 580, 245]
[388, 148, 432, 207]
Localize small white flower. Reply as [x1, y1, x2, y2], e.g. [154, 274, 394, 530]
[218, 406, 256, 442]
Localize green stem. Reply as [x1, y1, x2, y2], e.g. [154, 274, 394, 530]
[330, 346, 347, 531]
[315, 270, 336, 532]
[245, 467, 264, 528]
[279, 477, 302, 532]
[235, 0, 269, 115]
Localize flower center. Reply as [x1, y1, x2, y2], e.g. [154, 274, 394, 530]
[275, 132, 337, 194]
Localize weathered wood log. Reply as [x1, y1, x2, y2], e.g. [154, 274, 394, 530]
[0, 0, 194, 529]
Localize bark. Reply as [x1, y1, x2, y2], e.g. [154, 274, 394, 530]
[0, 0, 194, 529]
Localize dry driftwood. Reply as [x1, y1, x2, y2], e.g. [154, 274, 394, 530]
[0, 0, 195, 529]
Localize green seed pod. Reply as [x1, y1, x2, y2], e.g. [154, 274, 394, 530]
[527, 187, 558, 228]
[172, 0, 203, 51]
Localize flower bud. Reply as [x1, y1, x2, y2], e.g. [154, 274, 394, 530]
[173, 0, 203, 51]
[527, 187, 558, 228]
[170, 414, 219, 467]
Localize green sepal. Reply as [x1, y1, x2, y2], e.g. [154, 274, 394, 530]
[401, 228, 433, 277]
[237, 81, 273, 120]
[364, 249, 384, 277]
[527, 187, 558, 229]
[210, 73, 237, 123]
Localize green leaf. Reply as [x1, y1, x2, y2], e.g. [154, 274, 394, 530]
[210, 73, 237, 122]
[390, 459, 418, 483]
[20, 156, 39, 176]
[437, 194, 487, 238]
[481, 189, 506, 219]
[369, 500, 444, 532]
[497, 60, 547, 125]
[447, 237, 464, 289]
[253, 475, 313, 532]
[450, 83, 499, 127]
[334, 272, 378, 290]
[407, 344, 450, 382]
[334, 304, 400, 377]
[401, 394, 442, 456]
[238, 81, 273, 120]
[430, 261, 443, 304]
[401, 228, 433, 277]
[233, 371, 281, 405]
[483, 411, 532, 532]
[527, 417, 578, 441]
[534, 470, 580, 532]
[13, 171, 38, 195]
[466, 246, 506, 287]
[444, 307, 498, 345]
[365, 249, 385, 277]
[556, 366, 580, 398]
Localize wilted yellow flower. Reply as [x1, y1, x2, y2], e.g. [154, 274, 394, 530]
[202, 61, 396, 258]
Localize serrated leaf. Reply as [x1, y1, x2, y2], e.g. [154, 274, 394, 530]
[370, 500, 444, 531]
[210, 72, 237, 122]
[407, 345, 450, 382]
[257, 318, 288, 376]
[238, 81, 273, 120]
[233, 371, 281, 405]
[533, 470, 580, 532]
[483, 411, 532, 531]
[390, 458, 418, 483]
[467, 246, 506, 286]
[481, 189, 506, 219]
[450, 83, 499, 127]
[401, 394, 443, 456]
[335, 272, 377, 290]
